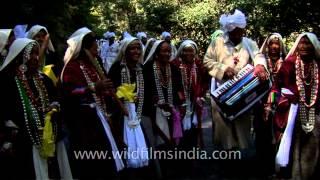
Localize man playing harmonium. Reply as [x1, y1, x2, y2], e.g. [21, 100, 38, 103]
[203, 9, 268, 150]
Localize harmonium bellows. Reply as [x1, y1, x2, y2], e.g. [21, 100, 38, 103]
[211, 64, 271, 121]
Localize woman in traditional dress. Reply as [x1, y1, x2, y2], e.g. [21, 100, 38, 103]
[108, 37, 153, 179]
[0, 38, 72, 179]
[26, 25, 60, 85]
[171, 39, 209, 177]
[254, 33, 287, 176]
[171, 40, 208, 148]
[60, 27, 124, 179]
[272, 32, 320, 179]
[143, 40, 184, 178]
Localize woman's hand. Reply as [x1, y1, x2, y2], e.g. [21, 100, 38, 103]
[254, 64, 268, 81]
[95, 78, 114, 95]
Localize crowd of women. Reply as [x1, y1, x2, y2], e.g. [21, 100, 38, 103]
[0, 8, 320, 180]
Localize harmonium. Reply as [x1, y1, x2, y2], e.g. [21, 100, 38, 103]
[211, 64, 272, 121]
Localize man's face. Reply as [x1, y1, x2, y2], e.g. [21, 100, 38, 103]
[228, 27, 245, 45]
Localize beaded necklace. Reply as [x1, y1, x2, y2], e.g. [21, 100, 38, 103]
[80, 62, 107, 114]
[15, 72, 56, 148]
[295, 55, 319, 133]
[153, 61, 173, 116]
[180, 59, 197, 115]
[267, 57, 283, 81]
[120, 62, 144, 126]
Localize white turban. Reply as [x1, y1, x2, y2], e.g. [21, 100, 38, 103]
[219, 9, 247, 32]
[13, 24, 28, 38]
[103, 31, 116, 39]
[123, 31, 132, 39]
[161, 31, 171, 40]
[136, 32, 147, 40]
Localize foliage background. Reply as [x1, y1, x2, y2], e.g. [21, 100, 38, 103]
[1, 0, 319, 58]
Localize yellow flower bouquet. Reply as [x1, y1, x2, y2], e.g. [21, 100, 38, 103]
[116, 83, 136, 102]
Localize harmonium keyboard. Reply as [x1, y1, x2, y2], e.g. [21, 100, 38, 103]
[211, 64, 272, 121]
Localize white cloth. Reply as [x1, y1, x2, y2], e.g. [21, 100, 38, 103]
[96, 106, 125, 171]
[144, 40, 164, 65]
[32, 141, 73, 180]
[60, 27, 92, 82]
[182, 103, 198, 131]
[275, 103, 298, 167]
[103, 31, 116, 39]
[56, 141, 73, 180]
[161, 31, 171, 39]
[0, 29, 12, 53]
[176, 40, 198, 59]
[114, 37, 143, 65]
[285, 32, 320, 59]
[136, 32, 147, 40]
[155, 107, 170, 145]
[219, 9, 247, 32]
[100, 40, 120, 72]
[26, 25, 55, 52]
[259, 32, 287, 57]
[123, 31, 132, 39]
[0, 38, 35, 71]
[33, 146, 49, 180]
[123, 102, 149, 168]
[13, 24, 28, 38]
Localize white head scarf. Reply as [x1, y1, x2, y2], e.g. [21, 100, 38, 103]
[144, 40, 165, 65]
[176, 40, 198, 59]
[161, 31, 171, 40]
[219, 9, 247, 32]
[13, 24, 28, 38]
[63, 27, 92, 64]
[0, 29, 13, 53]
[285, 32, 320, 59]
[259, 32, 287, 58]
[114, 37, 143, 65]
[136, 32, 147, 40]
[61, 27, 92, 82]
[103, 31, 116, 39]
[143, 38, 156, 56]
[26, 25, 55, 52]
[0, 38, 36, 71]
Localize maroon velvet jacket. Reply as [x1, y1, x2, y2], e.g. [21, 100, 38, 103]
[271, 55, 320, 142]
[171, 57, 209, 120]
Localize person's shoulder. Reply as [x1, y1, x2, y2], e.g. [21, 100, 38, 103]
[281, 55, 296, 71]
[242, 37, 257, 44]
[284, 55, 296, 63]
